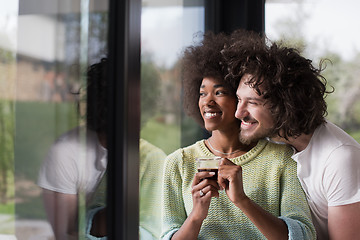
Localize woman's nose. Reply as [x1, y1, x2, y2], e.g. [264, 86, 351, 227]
[203, 94, 215, 106]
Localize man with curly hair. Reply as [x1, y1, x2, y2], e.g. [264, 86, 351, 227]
[222, 29, 360, 240]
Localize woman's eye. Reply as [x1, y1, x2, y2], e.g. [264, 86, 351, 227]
[216, 90, 226, 95]
[199, 92, 206, 97]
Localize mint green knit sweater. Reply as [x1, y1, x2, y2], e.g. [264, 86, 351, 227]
[161, 139, 316, 240]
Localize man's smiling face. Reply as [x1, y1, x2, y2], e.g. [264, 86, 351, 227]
[235, 74, 275, 144]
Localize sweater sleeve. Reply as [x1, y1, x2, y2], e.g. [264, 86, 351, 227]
[279, 157, 316, 240]
[160, 149, 187, 239]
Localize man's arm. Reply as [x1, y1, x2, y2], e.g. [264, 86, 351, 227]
[328, 202, 360, 239]
[42, 189, 79, 240]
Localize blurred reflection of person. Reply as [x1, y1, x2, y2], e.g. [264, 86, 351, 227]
[56, 57, 166, 239]
[160, 32, 316, 240]
[86, 138, 167, 240]
[37, 58, 108, 240]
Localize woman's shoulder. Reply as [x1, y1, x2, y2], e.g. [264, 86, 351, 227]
[261, 140, 295, 166]
[264, 140, 294, 155]
[165, 140, 207, 164]
[169, 139, 205, 155]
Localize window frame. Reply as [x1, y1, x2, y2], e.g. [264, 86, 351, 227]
[106, 0, 141, 239]
[106, 0, 264, 239]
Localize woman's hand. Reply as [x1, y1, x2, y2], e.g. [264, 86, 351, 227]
[190, 171, 220, 222]
[171, 171, 220, 240]
[218, 158, 248, 206]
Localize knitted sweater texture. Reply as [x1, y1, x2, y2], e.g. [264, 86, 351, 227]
[161, 139, 316, 240]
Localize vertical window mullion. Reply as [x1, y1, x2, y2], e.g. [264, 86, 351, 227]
[107, 0, 141, 239]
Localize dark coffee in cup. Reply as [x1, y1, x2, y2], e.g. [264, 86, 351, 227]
[196, 156, 221, 181]
[198, 168, 218, 181]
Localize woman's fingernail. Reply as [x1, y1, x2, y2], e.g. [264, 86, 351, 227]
[209, 172, 215, 175]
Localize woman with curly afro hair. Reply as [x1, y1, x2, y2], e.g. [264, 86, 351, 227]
[160, 31, 315, 240]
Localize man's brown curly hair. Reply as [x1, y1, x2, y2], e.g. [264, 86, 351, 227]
[181, 31, 237, 127]
[222, 29, 333, 139]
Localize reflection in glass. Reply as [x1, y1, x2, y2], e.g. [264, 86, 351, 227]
[139, 0, 205, 239]
[38, 59, 108, 240]
[140, 0, 205, 154]
[265, 0, 360, 142]
[0, 1, 108, 239]
[0, 1, 17, 238]
[48, 1, 205, 239]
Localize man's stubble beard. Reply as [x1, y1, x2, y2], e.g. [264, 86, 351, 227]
[238, 127, 274, 145]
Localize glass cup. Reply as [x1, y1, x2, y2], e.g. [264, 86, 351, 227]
[196, 156, 221, 181]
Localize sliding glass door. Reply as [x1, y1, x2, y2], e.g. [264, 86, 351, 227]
[0, 0, 264, 239]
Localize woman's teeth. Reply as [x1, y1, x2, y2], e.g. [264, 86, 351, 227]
[205, 112, 220, 118]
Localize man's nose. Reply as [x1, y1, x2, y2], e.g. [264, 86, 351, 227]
[235, 102, 248, 119]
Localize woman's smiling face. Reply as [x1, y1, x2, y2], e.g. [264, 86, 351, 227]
[198, 77, 239, 133]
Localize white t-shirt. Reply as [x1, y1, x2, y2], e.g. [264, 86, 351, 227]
[292, 121, 360, 240]
[38, 126, 107, 204]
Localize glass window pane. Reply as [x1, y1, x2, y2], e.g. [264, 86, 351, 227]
[141, 0, 205, 153]
[0, 1, 109, 239]
[265, 0, 360, 142]
[139, 0, 204, 238]
[0, 1, 17, 237]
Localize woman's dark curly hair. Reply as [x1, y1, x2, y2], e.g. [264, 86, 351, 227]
[86, 58, 108, 135]
[222, 29, 333, 139]
[182, 31, 237, 127]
